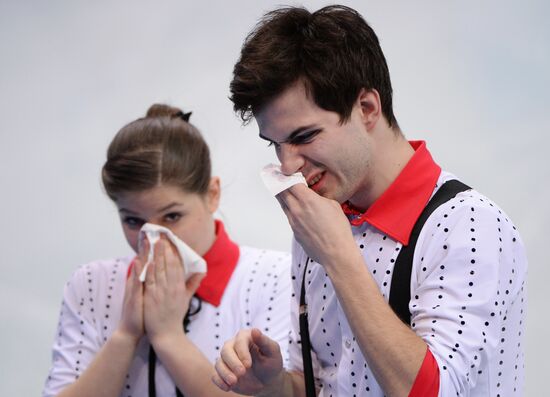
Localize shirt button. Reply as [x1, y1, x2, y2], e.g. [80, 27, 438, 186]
[345, 339, 352, 348]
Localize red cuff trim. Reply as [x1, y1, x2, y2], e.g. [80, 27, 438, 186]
[408, 348, 440, 397]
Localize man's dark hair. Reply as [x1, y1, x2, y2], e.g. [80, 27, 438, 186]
[230, 5, 398, 127]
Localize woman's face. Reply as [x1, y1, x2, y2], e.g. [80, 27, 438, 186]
[114, 178, 220, 256]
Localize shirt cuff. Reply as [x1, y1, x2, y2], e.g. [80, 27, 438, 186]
[408, 348, 440, 397]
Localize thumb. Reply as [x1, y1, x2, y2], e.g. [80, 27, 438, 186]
[251, 328, 279, 357]
[186, 272, 204, 294]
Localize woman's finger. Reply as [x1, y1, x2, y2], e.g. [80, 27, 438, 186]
[145, 257, 156, 287]
[132, 258, 144, 291]
[154, 238, 168, 287]
[164, 239, 183, 283]
[185, 272, 204, 295]
[138, 236, 150, 265]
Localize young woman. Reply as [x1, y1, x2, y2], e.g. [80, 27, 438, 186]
[43, 104, 291, 397]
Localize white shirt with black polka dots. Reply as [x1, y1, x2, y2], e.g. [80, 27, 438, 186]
[288, 171, 527, 397]
[43, 246, 291, 397]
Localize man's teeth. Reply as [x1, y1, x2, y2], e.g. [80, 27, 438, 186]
[308, 174, 322, 186]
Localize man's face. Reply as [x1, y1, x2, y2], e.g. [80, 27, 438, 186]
[256, 81, 373, 205]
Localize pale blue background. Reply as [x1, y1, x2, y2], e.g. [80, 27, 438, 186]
[0, 0, 548, 395]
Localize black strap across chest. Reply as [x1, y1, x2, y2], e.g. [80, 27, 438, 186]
[299, 179, 470, 396]
[389, 179, 470, 324]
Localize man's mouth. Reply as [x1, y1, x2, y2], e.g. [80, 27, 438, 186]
[307, 172, 324, 188]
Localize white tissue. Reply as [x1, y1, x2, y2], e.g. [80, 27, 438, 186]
[138, 223, 206, 282]
[260, 163, 307, 196]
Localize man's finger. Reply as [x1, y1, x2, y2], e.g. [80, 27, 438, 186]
[213, 357, 238, 389]
[287, 182, 312, 199]
[275, 191, 290, 213]
[220, 339, 249, 374]
[278, 187, 302, 214]
[251, 328, 280, 357]
[211, 373, 231, 392]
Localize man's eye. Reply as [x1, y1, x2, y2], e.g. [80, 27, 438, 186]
[290, 130, 320, 145]
[123, 217, 144, 229]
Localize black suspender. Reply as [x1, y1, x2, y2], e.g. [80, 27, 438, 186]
[389, 179, 470, 324]
[299, 179, 471, 396]
[299, 257, 316, 397]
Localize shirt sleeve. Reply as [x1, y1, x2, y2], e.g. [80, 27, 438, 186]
[410, 195, 527, 396]
[42, 265, 103, 397]
[249, 250, 293, 367]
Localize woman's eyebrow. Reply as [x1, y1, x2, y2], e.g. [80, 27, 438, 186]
[157, 202, 182, 213]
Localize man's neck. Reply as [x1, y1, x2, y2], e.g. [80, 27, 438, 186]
[348, 129, 414, 211]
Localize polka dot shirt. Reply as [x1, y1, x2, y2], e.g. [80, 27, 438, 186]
[43, 246, 291, 397]
[288, 171, 527, 397]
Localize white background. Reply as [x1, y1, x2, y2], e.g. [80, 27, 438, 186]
[0, 0, 548, 395]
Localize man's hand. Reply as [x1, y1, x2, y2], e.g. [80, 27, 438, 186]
[212, 328, 284, 395]
[277, 184, 357, 266]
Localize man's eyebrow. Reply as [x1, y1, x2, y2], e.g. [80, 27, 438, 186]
[259, 125, 319, 143]
[118, 208, 137, 215]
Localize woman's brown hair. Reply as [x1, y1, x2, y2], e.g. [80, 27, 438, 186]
[101, 104, 211, 200]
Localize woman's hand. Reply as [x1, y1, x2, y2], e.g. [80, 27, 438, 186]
[115, 247, 146, 344]
[143, 237, 204, 346]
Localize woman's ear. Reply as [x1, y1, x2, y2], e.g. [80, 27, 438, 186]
[206, 176, 221, 213]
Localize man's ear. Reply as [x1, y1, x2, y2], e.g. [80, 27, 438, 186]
[357, 88, 382, 130]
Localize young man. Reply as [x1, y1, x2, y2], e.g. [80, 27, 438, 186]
[213, 5, 527, 397]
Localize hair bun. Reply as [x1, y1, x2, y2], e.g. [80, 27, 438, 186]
[145, 104, 192, 121]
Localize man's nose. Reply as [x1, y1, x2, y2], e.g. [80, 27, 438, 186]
[278, 143, 304, 175]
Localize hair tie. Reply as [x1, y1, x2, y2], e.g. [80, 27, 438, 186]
[174, 111, 192, 122]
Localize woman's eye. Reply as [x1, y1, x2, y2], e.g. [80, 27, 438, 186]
[267, 141, 280, 149]
[164, 212, 182, 223]
[123, 217, 144, 229]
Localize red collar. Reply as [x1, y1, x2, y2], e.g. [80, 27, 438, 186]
[126, 220, 240, 307]
[196, 220, 240, 306]
[342, 141, 441, 246]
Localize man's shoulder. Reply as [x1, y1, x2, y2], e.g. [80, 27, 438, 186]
[434, 172, 515, 226]
[420, 174, 525, 261]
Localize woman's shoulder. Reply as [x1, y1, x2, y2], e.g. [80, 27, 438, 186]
[65, 255, 134, 288]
